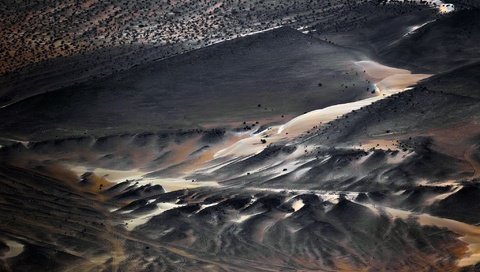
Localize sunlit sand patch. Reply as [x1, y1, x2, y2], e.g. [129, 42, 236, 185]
[203, 114, 293, 131]
[162, 137, 201, 166]
[425, 185, 462, 205]
[214, 130, 272, 158]
[240, 146, 317, 179]
[291, 199, 305, 211]
[291, 167, 312, 180]
[354, 60, 410, 82]
[284, 199, 305, 218]
[375, 74, 431, 94]
[277, 96, 381, 136]
[197, 156, 248, 174]
[386, 0, 455, 14]
[123, 202, 184, 231]
[439, 3, 455, 13]
[267, 62, 430, 153]
[69, 166, 144, 182]
[322, 192, 359, 204]
[354, 61, 431, 94]
[63, 166, 213, 200]
[403, 21, 434, 37]
[141, 177, 219, 192]
[353, 139, 414, 164]
[57, 131, 246, 186]
[417, 179, 460, 188]
[215, 60, 430, 159]
[208, 25, 283, 45]
[265, 158, 316, 180]
[233, 212, 264, 223]
[358, 139, 399, 151]
[195, 202, 220, 213]
[243, 188, 358, 205]
[0, 239, 24, 259]
[62, 134, 237, 191]
[0, 137, 30, 147]
[185, 132, 247, 164]
[214, 58, 430, 160]
[274, 61, 429, 145]
[137, 131, 249, 178]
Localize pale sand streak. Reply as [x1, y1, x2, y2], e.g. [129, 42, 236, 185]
[0, 239, 24, 260]
[215, 60, 431, 159]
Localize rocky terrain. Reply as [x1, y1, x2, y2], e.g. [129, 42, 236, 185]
[1, 0, 480, 271]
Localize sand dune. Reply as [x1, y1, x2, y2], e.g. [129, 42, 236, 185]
[214, 60, 430, 160]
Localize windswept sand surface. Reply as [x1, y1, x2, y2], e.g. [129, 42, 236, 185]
[1, 59, 431, 195]
[1, 50, 477, 271]
[213, 60, 431, 159]
[1, 1, 479, 270]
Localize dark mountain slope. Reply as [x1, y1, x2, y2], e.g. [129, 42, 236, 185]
[0, 27, 372, 141]
[420, 61, 480, 99]
[379, 8, 480, 73]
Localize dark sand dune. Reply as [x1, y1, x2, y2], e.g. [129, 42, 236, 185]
[420, 61, 480, 99]
[0, 27, 372, 141]
[313, 2, 437, 57]
[1, 1, 434, 109]
[302, 87, 480, 145]
[379, 8, 480, 73]
[430, 184, 480, 224]
[0, 44, 180, 107]
[120, 187, 465, 271]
